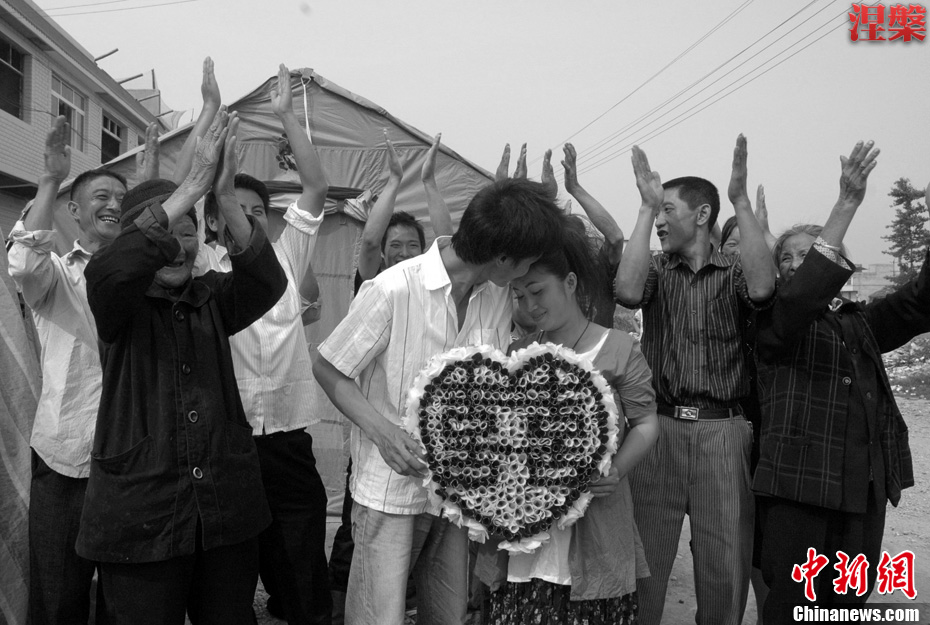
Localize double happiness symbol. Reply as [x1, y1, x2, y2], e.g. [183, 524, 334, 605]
[405, 343, 620, 553]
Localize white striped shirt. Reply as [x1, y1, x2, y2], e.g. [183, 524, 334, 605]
[198, 202, 323, 435]
[7, 224, 101, 478]
[319, 238, 512, 514]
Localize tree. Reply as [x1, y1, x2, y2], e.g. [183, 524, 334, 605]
[883, 177, 929, 286]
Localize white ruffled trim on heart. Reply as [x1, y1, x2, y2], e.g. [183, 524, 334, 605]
[405, 341, 621, 554]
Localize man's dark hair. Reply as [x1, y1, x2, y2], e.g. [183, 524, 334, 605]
[381, 211, 426, 252]
[662, 176, 720, 230]
[233, 173, 270, 210]
[70, 169, 127, 201]
[451, 178, 564, 265]
[203, 174, 270, 244]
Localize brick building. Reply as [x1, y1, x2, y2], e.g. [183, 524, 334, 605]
[0, 0, 161, 237]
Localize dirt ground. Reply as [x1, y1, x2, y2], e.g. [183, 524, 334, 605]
[254, 396, 930, 625]
[660, 397, 930, 624]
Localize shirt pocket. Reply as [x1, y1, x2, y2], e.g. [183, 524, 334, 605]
[705, 294, 739, 343]
[226, 421, 258, 455]
[92, 435, 153, 476]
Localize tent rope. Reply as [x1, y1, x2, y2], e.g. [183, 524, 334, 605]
[301, 76, 313, 144]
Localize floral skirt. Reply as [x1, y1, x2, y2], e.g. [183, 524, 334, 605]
[487, 578, 637, 625]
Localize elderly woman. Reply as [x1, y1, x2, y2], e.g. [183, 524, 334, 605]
[753, 141, 930, 623]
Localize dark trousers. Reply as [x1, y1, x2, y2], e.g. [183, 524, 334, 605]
[255, 429, 332, 625]
[328, 458, 355, 593]
[760, 492, 885, 625]
[97, 533, 259, 625]
[29, 450, 98, 625]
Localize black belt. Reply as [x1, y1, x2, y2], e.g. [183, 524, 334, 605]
[657, 404, 742, 421]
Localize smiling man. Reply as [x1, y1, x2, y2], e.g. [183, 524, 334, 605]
[78, 110, 286, 625]
[8, 117, 126, 625]
[615, 137, 776, 625]
[313, 178, 565, 625]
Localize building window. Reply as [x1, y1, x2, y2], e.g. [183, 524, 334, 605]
[101, 114, 123, 163]
[51, 75, 86, 151]
[0, 36, 25, 119]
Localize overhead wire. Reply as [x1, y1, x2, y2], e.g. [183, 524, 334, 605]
[46, 0, 197, 16]
[574, 0, 831, 172]
[42, 0, 145, 12]
[573, 1, 857, 177]
[527, 0, 756, 166]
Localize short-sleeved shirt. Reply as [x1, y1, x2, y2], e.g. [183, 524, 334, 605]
[318, 238, 512, 514]
[619, 249, 766, 408]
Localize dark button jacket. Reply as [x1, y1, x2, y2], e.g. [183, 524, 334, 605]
[753, 247, 930, 512]
[77, 205, 286, 563]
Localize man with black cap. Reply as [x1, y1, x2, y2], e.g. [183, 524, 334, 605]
[77, 109, 286, 625]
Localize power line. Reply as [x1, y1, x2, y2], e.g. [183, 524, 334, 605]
[573, 3, 853, 177]
[528, 0, 756, 166]
[47, 0, 197, 16]
[575, 0, 825, 169]
[43, 0, 142, 12]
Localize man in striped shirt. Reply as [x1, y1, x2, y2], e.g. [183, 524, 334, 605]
[615, 138, 776, 625]
[313, 179, 564, 625]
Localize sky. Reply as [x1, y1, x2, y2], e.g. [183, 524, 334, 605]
[35, 0, 930, 266]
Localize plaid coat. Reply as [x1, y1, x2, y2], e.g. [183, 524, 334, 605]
[753, 248, 930, 511]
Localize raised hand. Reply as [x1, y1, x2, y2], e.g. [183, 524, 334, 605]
[838, 140, 879, 207]
[270, 63, 293, 118]
[135, 122, 160, 182]
[495, 143, 511, 181]
[422, 133, 441, 182]
[384, 130, 403, 182]
[44, 115, 71, 182]
[201, 56, 221, 112]
[214, 114, 239, 196]
[562, 143, 580, 196]
[513, 143, 528, 179]
[631, 145, 663, 214]
[185, 107, 230, 196]
[755, 184, 776, 250]
[755, 184, 768, 230]
[540, 149, 557, 198]
[728, 134, 751, 211]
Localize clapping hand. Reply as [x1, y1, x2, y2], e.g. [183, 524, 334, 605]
[631, 145, 663, 215]
[44, 116, 71, 183]
[135, 122, 160, 182]
[201, 56, 221, 112]
[837, 140, 879, 208]
[727, 134, 751, 212]
[422, 133, 441, 182]
[540, 149, 557, 198]
[270, 63, 293, 118]
[185, 107, 230, 197]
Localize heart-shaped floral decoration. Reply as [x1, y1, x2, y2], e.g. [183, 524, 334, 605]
[405, 342, 619, 553]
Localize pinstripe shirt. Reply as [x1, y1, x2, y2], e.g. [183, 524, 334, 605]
[198, 202, 323, 434]
[318, 238, 512, 514]
[622, 250, 767, 409]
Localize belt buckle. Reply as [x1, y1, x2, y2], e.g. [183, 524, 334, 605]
[676, 406, 699, 420]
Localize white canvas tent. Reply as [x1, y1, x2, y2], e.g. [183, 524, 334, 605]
[50, 68, 495, 514]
